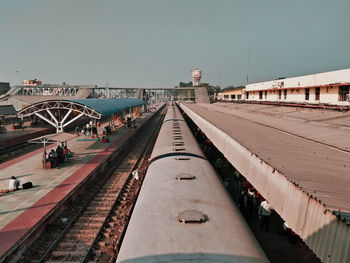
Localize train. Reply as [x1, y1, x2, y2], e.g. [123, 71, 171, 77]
[116, 102, 269, 263]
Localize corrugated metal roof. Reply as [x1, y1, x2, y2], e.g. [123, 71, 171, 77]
[68, 98, 146, 116]
[180, 102, 350, 263]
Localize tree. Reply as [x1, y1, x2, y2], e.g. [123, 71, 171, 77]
[178, 81, 193, 87]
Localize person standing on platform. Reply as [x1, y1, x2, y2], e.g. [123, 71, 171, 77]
[258, 199, 273, 231]
[9, 176, 20, 192]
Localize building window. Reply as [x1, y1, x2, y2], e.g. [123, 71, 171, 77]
[284, 89, 287, 100]
[259, 91, 263, 99]
[224, 95, 229, 99]
[264, 90, 267, 99]
[315, 87, 320, 100]
[246, 92, 249, 99]
[339, 86, 349, 101]
[237, 95, 242, 100]
[305, 88, 310, 100]
[231, 95, 236, 99]
[278, 90, 282, 100]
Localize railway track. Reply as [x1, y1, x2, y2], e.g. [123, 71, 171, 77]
[0, 141, 42, 163]
[19, 107, 166, 263]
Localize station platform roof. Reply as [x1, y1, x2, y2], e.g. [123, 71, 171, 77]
[18, 98, 146, 119]
[68, 98, 146, 116]
[16, 98, 146, 133]
[180, 102, 350, 263]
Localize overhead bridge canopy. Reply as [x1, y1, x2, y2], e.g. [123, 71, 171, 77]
[17, 98, 146, 132]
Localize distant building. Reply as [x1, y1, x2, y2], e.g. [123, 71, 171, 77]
[0, 82, 10, 94]
[245, 69, 350, 106]
[217, 87, 245, 101]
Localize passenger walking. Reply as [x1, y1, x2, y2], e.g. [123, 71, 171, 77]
[132, 170, 139, 181]
[258, 199, 273, 231]
[9, 176, 20, 192]
[74, 126, 80, 136]
[92, 126, 98, 138]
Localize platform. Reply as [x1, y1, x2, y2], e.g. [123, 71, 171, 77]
[180, 102, 350, 263]
[0, 111, 156, 261]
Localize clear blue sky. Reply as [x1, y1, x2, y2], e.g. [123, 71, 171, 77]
[1, 0, 349, 88]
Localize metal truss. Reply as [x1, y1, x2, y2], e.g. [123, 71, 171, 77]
[17, 100, 101, 132]
[12, 85, 197, 101]
[14, 86, 80, 96]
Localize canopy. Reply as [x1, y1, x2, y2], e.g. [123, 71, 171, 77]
[28, 132, 76, 144]
[17, 98, 146, 133]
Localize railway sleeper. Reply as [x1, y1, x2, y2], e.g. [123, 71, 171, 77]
[74, 222, 101, 228]
[75, 217, 106, 223]
[93, 197, 116, 202]
[68, 229, 99, 235]
[82, 210, 109, 216]
[78, 214, 107, 220]
[84, 207, 111, 212]
[96, 193, 118, 198]
[51, 248, 88, 257]
[101, 186, 122, 191]
[55, 242, 90, 251]
[46, 260, 81, 263]
[89, 200, 114, 207]
[64, 233, 97, 240]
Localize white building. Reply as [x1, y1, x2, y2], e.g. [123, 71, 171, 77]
[217, 87, 245, 101]
[245, 69, 350, 106]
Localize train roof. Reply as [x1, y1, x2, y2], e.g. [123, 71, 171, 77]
[150, 105, 205, 161]
[117, 158, 268, 263]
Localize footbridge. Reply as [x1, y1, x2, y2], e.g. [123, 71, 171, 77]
[8, 85, 210, 103]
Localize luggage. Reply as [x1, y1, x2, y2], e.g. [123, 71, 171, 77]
[22, 182, 33, 189]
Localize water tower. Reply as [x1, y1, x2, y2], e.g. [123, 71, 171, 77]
[192, 69, 201, 86]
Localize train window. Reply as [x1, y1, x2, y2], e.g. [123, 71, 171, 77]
[176, 173, 196, 180]
[178, 210, 206, 224]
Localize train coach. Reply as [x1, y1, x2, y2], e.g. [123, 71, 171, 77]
[116, 103, 269, 263]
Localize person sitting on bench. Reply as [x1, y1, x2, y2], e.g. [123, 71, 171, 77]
[64, 146, 72, 159]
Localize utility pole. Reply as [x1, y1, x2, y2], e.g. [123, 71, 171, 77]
[246, 48, 251, 85]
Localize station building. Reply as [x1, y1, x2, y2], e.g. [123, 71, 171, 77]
[217, 87, 244, 101]
[245, 68, 350, 106]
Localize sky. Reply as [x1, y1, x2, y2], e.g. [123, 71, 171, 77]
[0, 0, 350, 88]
